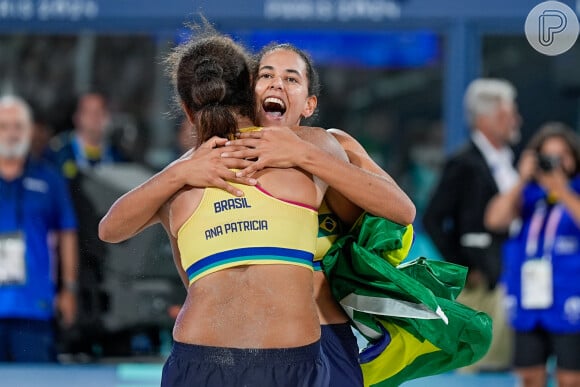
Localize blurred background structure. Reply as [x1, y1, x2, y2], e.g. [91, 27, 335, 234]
[1, 0, 579, 370]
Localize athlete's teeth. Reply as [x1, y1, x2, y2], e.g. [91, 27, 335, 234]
[264, 97, 285, 108]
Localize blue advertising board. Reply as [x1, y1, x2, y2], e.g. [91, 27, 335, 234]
[0, 0, 575, 33]
[175, 27, 441, 68]
[1, 0, 575, 152]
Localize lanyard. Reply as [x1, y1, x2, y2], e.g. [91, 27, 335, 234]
[525, 202, 563, 261]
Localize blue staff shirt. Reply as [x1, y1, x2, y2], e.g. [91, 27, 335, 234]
[0, 158, 77, 320]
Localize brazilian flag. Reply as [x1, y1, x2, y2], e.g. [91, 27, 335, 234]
[323, 214, 492, 387]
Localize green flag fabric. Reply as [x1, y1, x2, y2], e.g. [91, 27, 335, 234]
[322, 214, 493, 387]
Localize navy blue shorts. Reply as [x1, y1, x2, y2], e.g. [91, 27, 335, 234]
[514, 326, 580, 371]
[161, 340, 329, 387]
[321, 323, 363, 387]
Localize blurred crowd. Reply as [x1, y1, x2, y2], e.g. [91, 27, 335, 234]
[423, 79, 580, 387]
[0, 91, 188, 363]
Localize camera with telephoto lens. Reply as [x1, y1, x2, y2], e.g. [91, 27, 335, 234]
[537, 154, 561, 172]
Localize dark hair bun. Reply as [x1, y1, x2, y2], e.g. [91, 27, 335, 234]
[167, 26, 256, 147]
[191, 57, 226, 106]
[194, 57, 224, 82]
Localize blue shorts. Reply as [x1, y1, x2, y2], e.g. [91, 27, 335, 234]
[321, 323, 363, 387]
[161, 340, 330, 387]
[0, 318, 56, 362]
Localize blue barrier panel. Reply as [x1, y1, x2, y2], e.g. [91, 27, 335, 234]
[0, 0, 575, 32]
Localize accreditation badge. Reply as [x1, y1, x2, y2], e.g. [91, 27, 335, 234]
[0, 232, 27, 285]
[521, 259, 553, 309]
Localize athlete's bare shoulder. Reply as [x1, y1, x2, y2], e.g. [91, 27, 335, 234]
[326, 128, 369, 155]
[295, 126, 348, 162]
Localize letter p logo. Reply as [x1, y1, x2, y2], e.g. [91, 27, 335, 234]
[526, 1, 579, 56]
[539, 9, 567, 46]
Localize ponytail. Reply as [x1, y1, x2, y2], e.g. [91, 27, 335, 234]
[193, 105, 237, 146]
[189, 57, 237, 146]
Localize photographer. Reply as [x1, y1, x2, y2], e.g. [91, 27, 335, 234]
[485, 122, 580, 387]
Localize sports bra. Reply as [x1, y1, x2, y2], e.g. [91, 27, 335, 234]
[313, 199, 344, 271]
[177, 183, 319, 285]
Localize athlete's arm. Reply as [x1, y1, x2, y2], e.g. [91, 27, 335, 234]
[298, 127, 350, 205]
[223, 127, 416, 225]
[98, 137, 256, 243]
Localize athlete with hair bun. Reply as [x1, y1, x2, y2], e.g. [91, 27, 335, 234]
[100, 26, 349, 387]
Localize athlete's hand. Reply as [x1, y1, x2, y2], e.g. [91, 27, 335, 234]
[173, 136, 257, 196]
[221, 127, 307, 176]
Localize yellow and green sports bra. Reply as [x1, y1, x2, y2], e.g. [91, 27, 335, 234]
[313, 199, 344, 271]
[177, 182, 319, 285]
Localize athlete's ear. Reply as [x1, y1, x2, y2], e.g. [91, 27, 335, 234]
[301, 95, 317, 119]
[181, 102, 196, 126]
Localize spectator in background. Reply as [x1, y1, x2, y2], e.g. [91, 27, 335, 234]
[30, 114, 54, 161]
[44, 91, 127, 358]
[485, 122, 580, 387]
[47, 92, 126, 175]
[423, 78, 521, 372]
[0, 95, 78, 362]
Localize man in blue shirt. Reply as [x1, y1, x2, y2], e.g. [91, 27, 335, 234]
[47, 92, 127, 176]
[0, 95, 78, 362]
